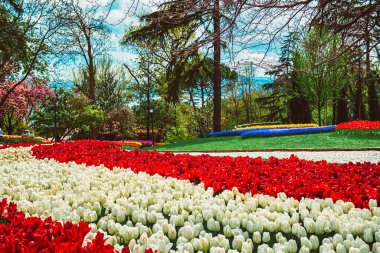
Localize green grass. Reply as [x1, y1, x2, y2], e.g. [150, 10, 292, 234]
[144, 131, 380, 151]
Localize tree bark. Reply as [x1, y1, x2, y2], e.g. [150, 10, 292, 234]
[0, 109, 4, 131]
[212, 0, 222, 132]
[87, 34, 96, 139]
[336, 85, 349, 123]
[367, 74, 380, 120]
[146, 92, 150, 141]
[355, 57, 365, 120]
[365, 20, 380, 120]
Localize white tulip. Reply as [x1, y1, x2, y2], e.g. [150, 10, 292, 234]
[301, 237, 312, 249]
[315, 219, 325, 235]
[168, 226, 176, 241]
[229, 218, 240, 229]
[362, 228, 373, 243]
[252, 231, 261, 244]
[105, 235, 118, 246]
[336, 243, 346, 253]
[210, 237, 219, 248]
[241, 240, 253, 253]
[372, 242, 380, 253]
[284, 239, 297, 253]
[119, 225, 130, 241]
[299, 246, 310, 253]
[108, 221, 118, 235]
[343, 240, 352, 251]
[210, 247, 226, 253]
[375, 231, 380, 243]
[200, 237, 209, 252]
[207, 219, 221, 232]
[304, 218, 315, 234]
[262, 232, 270, 243]
[232, 235, 244, 251]
[310, 235, 319, 250]
[182, 242, 194, 253]
[359, 244, 370, 253]
[220, 238, 230, 251]
[257, 244, 273, 253]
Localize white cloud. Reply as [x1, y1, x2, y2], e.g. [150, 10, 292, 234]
[227, 50, 278, 77]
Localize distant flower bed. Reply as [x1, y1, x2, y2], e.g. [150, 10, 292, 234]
[120, 141, 142, 147]
[121, 140, 168, 148]
[241, 126, 336, 138]
[208, 124, 329, 138]
[235, 123, 318, 130]
[154, 142, 168, 146]
[234, 121, 282, 129]
[336, 120, 380, 130]
[1, 135, 50, 144]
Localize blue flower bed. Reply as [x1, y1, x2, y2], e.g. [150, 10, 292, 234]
[240, 125, 336, 138]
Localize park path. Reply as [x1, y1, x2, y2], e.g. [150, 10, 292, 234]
[170, 150, 380, 164]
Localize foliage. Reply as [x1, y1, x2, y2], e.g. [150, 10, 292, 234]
[74, 56, 131, 112]
[31, 88, 102, 141]
[295, 27, 349, 125]
[189, 106, 213, 138]
[0, 66, 52, 134]
[102, 108, 136, 140]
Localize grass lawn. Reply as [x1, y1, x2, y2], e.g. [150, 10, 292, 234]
[145, 131, 380, 151]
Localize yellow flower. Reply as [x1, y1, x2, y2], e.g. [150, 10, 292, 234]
[235, 123, 318, 130]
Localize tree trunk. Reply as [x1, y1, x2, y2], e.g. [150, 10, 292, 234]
[201, 83, 205, 108]
[212, 0, 222, 132]
[188, 89, 197, 112]
[146, 93, 150, 141]
[354, 56, 365, 120]
[365, 23, 380, 120]
[5, 114, 12, 135]
[332, 94, 336, 125]
[367, 75, 380, 120]
[0, 109, 4, 130]
[336, 86, 349, 124]
[87, 35, 96, 139]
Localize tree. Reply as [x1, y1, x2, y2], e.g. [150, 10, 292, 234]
[0, 0, 62, 115]
[31, 88, 102, 141]
[0, 67, 52, 134]
[56, 0, 116, 103]
[295, 27, 349, 125]
[73, 55, 130, 112]
[103, 108, 135, 140]
[123, 51, 161, 141]
[56, 0, 116, 138]
[123, 0, 244, 132]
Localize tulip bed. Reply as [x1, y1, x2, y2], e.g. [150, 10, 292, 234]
[336, 121, 380, 130]
[0, 199, 117, 253]
[1, 141, 380, 253]
[234, 124, 318, 131]
[207, 125, 333, 138]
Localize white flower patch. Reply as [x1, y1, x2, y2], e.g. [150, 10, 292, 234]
[1, 148, 379, 253]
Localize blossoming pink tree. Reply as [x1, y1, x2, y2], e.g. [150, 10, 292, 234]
[0, 66, 53, 134]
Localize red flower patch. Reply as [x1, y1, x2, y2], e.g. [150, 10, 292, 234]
[31, 140, 380, 208]
[0, 199, 153, 253]
[336, 120, 380, 130]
